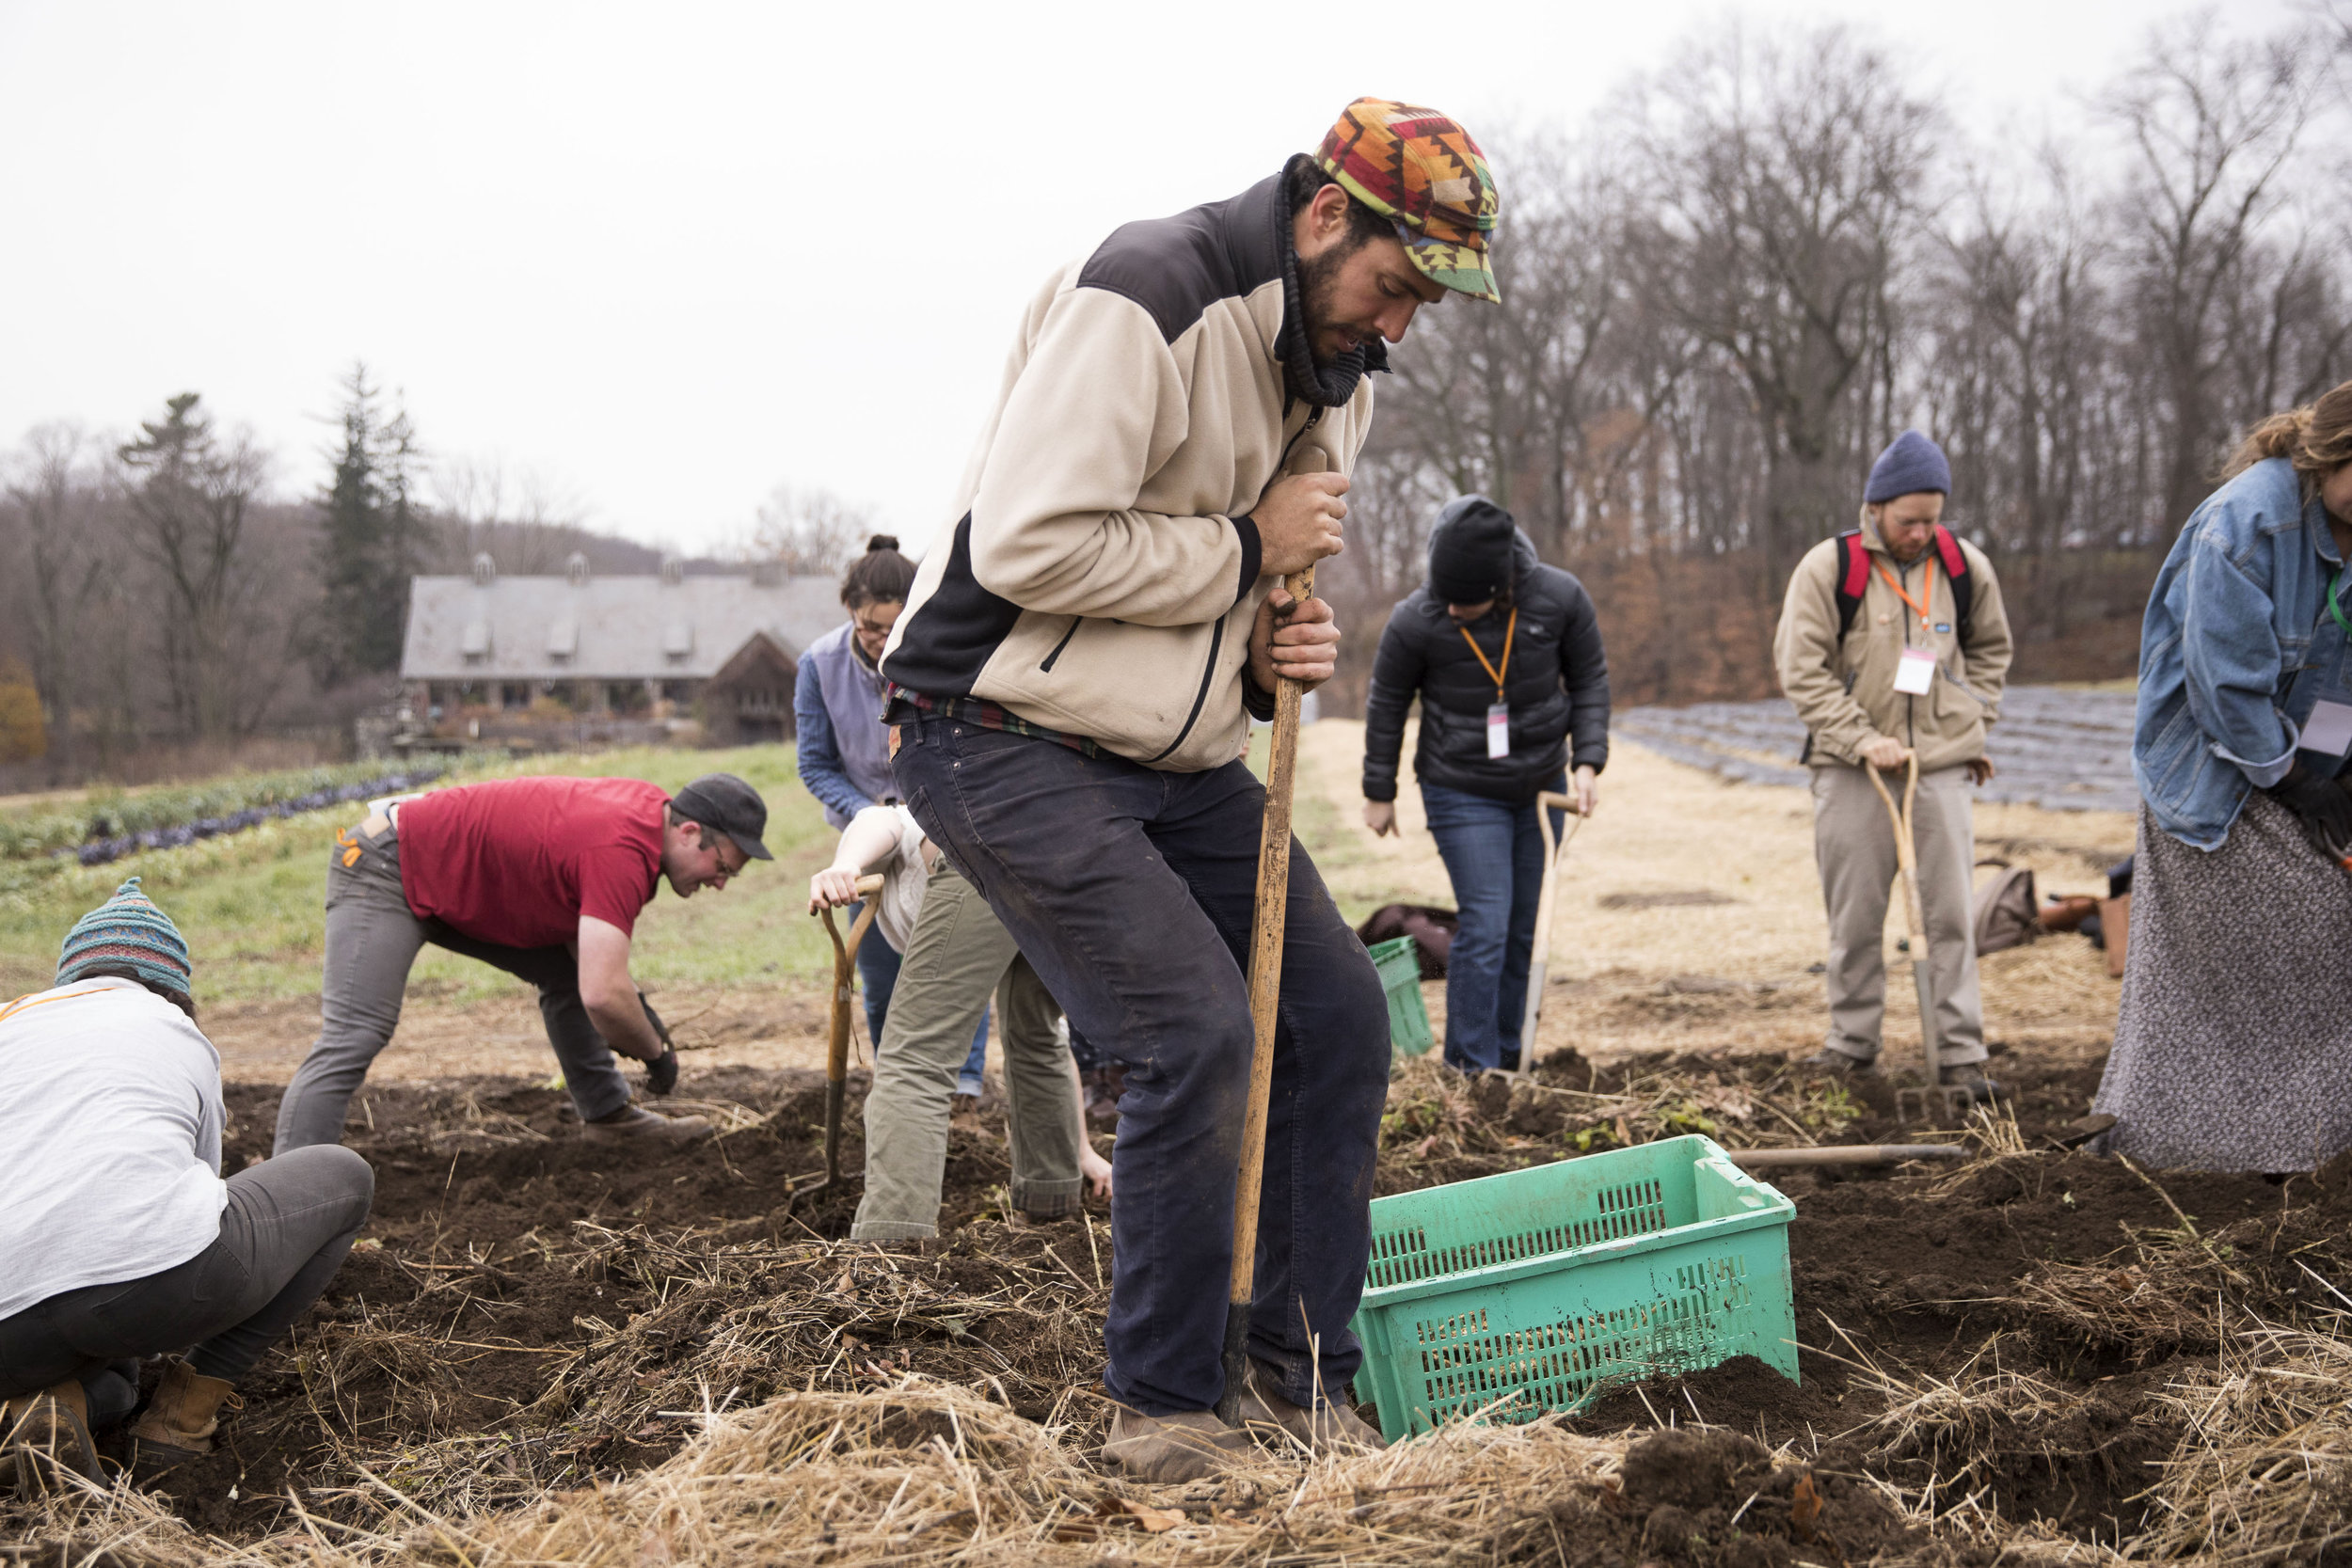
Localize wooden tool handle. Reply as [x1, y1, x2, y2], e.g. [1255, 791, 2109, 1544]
[1729, 1144, 1967, 1169]
[1217, 562, 1314, 1421]
[1516, 791, 1582, 1080]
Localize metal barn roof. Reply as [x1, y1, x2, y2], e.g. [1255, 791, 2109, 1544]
[401, 567, 845, 682]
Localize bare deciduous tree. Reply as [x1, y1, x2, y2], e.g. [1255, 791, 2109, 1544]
[116, 393, 288, 738]
[744, 484, 881, 576]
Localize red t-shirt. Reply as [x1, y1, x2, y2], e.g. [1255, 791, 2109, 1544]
[396, 777, 668, 950]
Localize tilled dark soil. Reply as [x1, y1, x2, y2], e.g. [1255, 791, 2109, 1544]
[87, 1050, 2352, 1552]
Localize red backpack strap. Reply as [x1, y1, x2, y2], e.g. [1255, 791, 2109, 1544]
[1834, 531, 1870, 641]
[1932, 525, 1966, 578]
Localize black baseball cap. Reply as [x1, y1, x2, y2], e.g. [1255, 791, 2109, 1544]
[670, 773, 773, 862]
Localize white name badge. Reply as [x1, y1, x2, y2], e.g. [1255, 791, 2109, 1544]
[2302, 700, 2352, 758]
[1894, 646, 1937, 696]
[1486, 703, 1511, 759]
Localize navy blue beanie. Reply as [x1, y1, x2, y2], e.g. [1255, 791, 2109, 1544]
[1427, 496, 1518, 605]
[1865, 431, 1951, 504]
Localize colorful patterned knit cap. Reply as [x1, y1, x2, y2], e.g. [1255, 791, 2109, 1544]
[1315, 98, 1501, 304]
[56, 876, 192, 996]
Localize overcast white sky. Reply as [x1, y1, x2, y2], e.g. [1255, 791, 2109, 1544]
[0, 0, 2307, 559]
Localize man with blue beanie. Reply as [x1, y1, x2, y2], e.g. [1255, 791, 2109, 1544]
[1772, 432, 2014, 1097]
[0, 879, 374, 1491]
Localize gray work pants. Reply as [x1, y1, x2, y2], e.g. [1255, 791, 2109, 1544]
[274, 821, 634, 1153]
[1810, 761, 1988, 1067]
[0, 1145, 373, 1393]
[850, 861, 1085, 1240]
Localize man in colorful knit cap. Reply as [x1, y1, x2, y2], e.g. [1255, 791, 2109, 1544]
[274, 772, 770, 1153]
[0, 879, 374, 1490]
[880, 99, 1501, 1478]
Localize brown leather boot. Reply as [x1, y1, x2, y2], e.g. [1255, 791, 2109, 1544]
[2, 1380, 98, 1495]
[582, 1104, 713, 1147]
[1096, 1407, 1251, 1482]
[1232, 1361, 1388, 1454]
[126, 1357, 241, 1482]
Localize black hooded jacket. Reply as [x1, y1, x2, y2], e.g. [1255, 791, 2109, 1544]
[1362, 529, 1611, 804]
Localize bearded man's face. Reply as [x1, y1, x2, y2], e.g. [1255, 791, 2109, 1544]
[1292, 189, 1445, 365]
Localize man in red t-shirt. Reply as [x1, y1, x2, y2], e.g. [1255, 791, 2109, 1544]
[272, 773, 771, 1152]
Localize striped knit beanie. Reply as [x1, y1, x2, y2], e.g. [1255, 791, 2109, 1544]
[56, 877, 192, 996]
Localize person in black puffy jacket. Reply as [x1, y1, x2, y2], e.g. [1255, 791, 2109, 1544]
[1361, 496, 1610, 1072]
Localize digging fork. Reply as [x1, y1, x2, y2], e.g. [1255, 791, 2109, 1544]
[1866, 755, 1968, 1126]
[804, 872, 884, 1197]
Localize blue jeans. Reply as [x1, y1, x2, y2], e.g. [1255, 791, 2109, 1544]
[853, 910, 989, 1093]
[1421, 776, 1567, 1074]
[893, 716, 1391, 1416]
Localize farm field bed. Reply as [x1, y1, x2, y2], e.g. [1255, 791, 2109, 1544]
[18, 727, 2344, 1566]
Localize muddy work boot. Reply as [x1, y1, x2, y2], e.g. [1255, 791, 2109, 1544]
[1938, 1060, 2005, 1103]
[2, 1380, 99, 1496]
[125, 1357, 242, 1483]
[1233, 1362, 1388, 1455]
[1098, 1407, 1251, 1483]
[582, 1103, 713, 1147]
[1800, 1047, 1879, 1076]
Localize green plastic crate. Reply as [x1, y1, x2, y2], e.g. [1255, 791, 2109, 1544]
[1368, 936, 1434, 1057]
[1349, 1134, 1797, 1439]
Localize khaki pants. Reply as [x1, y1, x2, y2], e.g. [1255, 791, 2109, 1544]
[850, 861, 1084, 1241]
[1809, 762, 1987, 1067]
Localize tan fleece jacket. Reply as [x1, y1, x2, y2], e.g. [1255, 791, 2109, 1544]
[1773, 510, 2014, 772]
[882, 169, 1375, 772]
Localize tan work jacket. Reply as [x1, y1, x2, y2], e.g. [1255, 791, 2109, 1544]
[1772, 510, 2014, 772]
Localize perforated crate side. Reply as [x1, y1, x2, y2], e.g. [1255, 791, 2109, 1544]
[1353, 1227, 1797, 1438]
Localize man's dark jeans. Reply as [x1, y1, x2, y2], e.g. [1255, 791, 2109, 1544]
[1421, 776, 1567, 1073]
[894, 717, 1390, 1416]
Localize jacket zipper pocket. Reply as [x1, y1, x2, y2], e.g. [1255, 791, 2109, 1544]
[1143, 615, 1226, 765]
[1039, 618, 1081, 673]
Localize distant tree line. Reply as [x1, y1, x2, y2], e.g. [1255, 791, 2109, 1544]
[0, 369, 678, 784]
[1319, 11, 2352, 712]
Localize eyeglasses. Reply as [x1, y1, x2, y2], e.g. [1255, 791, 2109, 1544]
[714, 841, 747, 877]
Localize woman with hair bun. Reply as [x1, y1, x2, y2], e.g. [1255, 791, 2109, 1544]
[795, 535, 989, 1095]
[2098, 380, 2352, 1171]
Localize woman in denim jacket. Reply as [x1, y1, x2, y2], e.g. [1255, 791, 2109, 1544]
[2097, 381, 2352, 1170]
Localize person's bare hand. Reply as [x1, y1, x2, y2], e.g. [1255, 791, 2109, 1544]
[808, 866, 863, 914]
[1254, 472, 1349, 577]
[1860, 736, 1911, 771]
[1967, 756, 1997, 785]
[1081, 1140, 1114, 1201]
[1570, 766, 1598, 817]
[1249, 588, 1339, 691]
[1363, 800, 1397, 837]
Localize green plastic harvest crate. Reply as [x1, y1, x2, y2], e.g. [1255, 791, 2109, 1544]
[1349, 1134, 1796, 1439]
[1368, 936, 1434, 1056]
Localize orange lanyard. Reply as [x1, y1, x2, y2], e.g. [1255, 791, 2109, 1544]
[1877, 554, 1937, 634]
[1459, 610, 1518, 702]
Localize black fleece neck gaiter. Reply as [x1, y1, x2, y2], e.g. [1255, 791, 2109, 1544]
[1276, 154, 1391, 408]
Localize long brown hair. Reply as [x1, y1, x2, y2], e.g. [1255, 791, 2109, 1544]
[2221, 380, 2352, 496]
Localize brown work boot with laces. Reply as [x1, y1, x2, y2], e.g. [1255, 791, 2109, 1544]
[1232, 1361, 1388, 1454]
[1097, 1407, 1252, 1483]
[2, 1380, 99, 1496]
[582, 1103, 713, 1147]
[126, 1356, 242, 1482]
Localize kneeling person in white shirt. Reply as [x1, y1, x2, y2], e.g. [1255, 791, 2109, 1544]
[810, 806, 1109, 1239]
[0, 879, 373, 1491]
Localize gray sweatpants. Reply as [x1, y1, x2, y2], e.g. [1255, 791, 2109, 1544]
[1810, 761, 1988, 1067]
[0, 1145, 373, 1394]
[274, 821, 635, 1153]
[850, 861, 1086, 1241]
